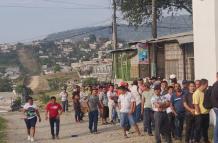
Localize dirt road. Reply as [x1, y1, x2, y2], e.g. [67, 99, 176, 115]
[28, 76, 40, 91]
[1, 112, 157, 143]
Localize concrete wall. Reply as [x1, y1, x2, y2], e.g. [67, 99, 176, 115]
[193, 0, 218, 85]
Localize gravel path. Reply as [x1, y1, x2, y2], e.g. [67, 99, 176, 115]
[1, 112, 159, 143]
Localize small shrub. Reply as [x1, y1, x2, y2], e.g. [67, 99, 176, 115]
[39, 93, 50, 104]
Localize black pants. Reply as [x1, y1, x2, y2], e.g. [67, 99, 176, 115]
[89, 110, 98, 132]
[194, 114, 210, 142]
[167, 112, 175, 138]
[154, 112, 172, 143]
[174, 112, 185, 138]
[143, 108, 153, 134]
[49, 118, 60, 137]
[185, 114, 195, 142]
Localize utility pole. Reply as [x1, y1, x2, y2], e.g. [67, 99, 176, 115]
[112, 0, 118, 80]
[152, 0, 157, 39]
[151, 0, 157, 77]
[112, 0, 118, 50]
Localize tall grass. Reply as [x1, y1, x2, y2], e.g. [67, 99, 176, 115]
[0, 117, 7, 143]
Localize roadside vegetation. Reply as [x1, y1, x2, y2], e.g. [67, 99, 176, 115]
[0, 117, 7, 143]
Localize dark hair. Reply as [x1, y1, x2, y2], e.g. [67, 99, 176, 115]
[168, 86, 174, 90]
[188, 81, 195, 86]
[132, 80, 138, 86]
[161, 80, 168, 84]
[138, 78, 143, 82]
[200, 79, 208, 85]
[27, 97, 33, 101]
[50, 96, 56, 100]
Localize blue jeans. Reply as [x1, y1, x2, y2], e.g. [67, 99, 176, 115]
[214, 108, 218, 143]
[120, 112, 135, 128]
[133, 103, 141, 122]
[62, 101, 67, 112]
[88, 110, 98, 132]
[174, 112, 185, 138]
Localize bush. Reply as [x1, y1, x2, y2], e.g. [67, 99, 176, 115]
[82, 77, 98, 86]
[47, 78, 68, 91]
[0, 78, 13, 92]
[38, 93, 50, 104]
[0, 117, 7, 143]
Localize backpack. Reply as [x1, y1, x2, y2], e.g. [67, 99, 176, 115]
[203, 86, 213, 109]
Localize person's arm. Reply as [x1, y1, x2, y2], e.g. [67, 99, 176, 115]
[183, 102, 195, 114]
[129, 101, 136, 115]
[194, 104, 200, 115]
[86, 98, 90, 112]
[36, 109, 41, 122]
[193, 92, 200, 115]
[57, 104, 63, 119]
[170, 103, 177, 116]
[141, 96, 145, 115]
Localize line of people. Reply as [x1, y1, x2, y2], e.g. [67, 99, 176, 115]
[22, 73, 218, 143]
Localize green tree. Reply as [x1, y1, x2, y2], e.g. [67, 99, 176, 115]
[53, 65, 61, 73]
[119, 0, 192, 26]
[15, 84, 33, 95]
[82, 77, 98, 86]
[0, 78, 13, 92]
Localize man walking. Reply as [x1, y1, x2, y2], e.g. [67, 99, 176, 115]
[118, 86, 141, 138]
[193, 79, 210, 143]
[45, 96, 63, 139]
[59, 88, 68, 112]
[151, 85, 172, 143]
[131, 80, 142, 122]
[87, 87, 102, 134]
[23, 97, 41, 142]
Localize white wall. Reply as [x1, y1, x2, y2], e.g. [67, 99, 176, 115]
[193, 0, 218, 85]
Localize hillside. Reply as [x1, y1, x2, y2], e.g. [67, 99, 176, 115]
[17, 48, 40, 75]
[45, 15, 192, 42]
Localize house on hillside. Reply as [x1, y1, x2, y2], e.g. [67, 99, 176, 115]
[111, 31, 194, 82]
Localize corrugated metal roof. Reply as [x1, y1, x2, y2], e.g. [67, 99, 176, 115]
[109, 48, 137, 53]
[128, 31, 193, 45]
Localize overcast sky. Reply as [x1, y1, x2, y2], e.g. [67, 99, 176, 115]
[0, 0, 113, 43]
[0, 0, 189, 43]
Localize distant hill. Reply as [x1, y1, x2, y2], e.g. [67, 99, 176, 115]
[45, 15, 192, 42]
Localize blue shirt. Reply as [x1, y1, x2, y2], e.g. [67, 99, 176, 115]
[171, 93, 185, 113]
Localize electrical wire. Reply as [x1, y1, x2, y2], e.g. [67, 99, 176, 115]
[0, 4, 111, 10]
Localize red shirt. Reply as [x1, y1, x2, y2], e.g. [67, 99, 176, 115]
[46, 102, 62, 118]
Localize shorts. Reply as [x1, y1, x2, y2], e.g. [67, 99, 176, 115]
[25, 116, 37, 129]
[102, 106, 109, 118]
[120, 112, 135, 128]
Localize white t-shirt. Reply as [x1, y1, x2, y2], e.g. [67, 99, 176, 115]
[118, 92, 136, 113]
[164, 94, 173, 114]
[107, 91, 116, 106]
[23, 103, 38, 119]
[60, 91, 68, 101]
[130, 85, 141, 106]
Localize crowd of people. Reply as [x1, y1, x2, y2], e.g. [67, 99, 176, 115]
[22, 73, 218, 143]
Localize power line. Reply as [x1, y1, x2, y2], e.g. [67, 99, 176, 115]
[0, 4, 111, 10]
[43, 0, 106, 8]
[45, 26, 112, 41]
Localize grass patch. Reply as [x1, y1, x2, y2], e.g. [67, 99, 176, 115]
[0, 117, 7, 143]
